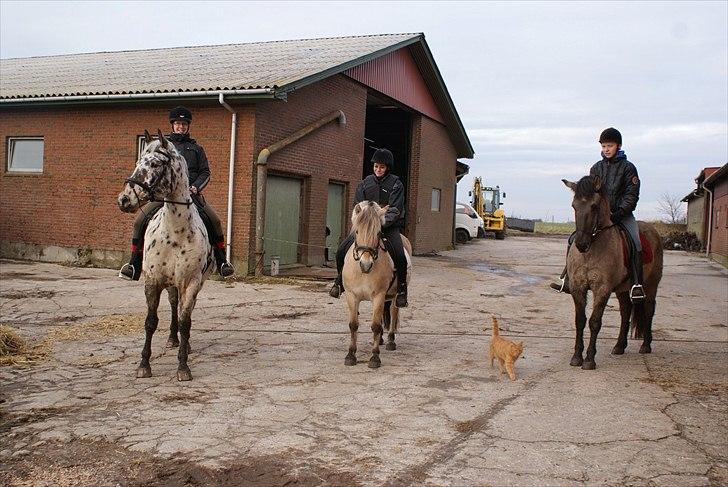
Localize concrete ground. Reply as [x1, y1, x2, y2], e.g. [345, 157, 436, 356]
[1, 235, 726, 487]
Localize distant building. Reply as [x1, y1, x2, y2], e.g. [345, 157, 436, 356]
[703, 164, 728, 266]
[0, 33, 474, 274]
[682, 167, 720, 247]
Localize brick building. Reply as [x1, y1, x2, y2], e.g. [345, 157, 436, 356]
[682, 166, 720, 247]
[0, 33, 473, 275]
[702, 164, 728, 266]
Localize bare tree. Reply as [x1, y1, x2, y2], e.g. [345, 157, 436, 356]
[656, 192, 686, 224]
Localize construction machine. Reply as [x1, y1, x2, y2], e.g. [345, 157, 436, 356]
[470, 177, 506, 239]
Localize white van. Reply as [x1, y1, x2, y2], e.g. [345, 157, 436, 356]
[455, 202, 484, 244]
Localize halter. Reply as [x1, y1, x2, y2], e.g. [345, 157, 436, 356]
[352, 231, 386, 262]
[125, 149, 192, 208]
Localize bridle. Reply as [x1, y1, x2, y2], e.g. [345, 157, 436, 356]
[125, 148, 192, 208]
[352, 231, 386, 262]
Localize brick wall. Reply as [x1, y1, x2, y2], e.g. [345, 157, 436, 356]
[407, 114, 457, 253]
[255, 75, 368, 267]
[708, 176, 727, 266]
[0, 103, 256, 269]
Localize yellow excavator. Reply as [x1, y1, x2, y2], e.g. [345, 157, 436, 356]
[470, 177, 506, 240]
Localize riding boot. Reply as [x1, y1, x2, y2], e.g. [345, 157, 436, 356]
[629, 250, 645, 303]
[549, 266, 571, 294]
[395, 281, 408, 308]
[329, 274, 343, 298]
[119, 242, 143, 281]
[213, 246, 235, 277]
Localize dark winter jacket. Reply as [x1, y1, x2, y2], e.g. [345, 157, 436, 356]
[589, 151, 640, 222]
[168, 133, 211, 192]
[354, 173, 405, 229]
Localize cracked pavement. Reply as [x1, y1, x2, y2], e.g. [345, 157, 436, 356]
[1, 235, 726, 486]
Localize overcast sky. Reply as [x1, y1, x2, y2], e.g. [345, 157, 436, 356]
[1, 0, 726, 221]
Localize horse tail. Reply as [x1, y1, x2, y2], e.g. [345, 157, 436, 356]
[492, 316, 499, 337]
[631, 302, 646, 340]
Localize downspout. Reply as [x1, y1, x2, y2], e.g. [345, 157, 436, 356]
[704, 186, 713, 256]
[254, 110, 346, 276]
[218, 94, 237, 263]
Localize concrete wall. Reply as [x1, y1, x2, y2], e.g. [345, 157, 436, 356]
[686, 194, 707, 244]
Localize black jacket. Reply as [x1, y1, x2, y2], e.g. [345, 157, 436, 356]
[168, 133, 211, 192]
[589, 151, 640, 221]
[354, 173, 405, 228]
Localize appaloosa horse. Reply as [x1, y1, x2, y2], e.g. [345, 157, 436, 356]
[118, 130, 214, 381]
[562, 175, 663, 370]
[342, 201, 412, 368]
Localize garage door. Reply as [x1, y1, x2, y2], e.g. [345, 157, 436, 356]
[264, 175, 301, 266]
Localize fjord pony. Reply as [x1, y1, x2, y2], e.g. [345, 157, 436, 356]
[342, 201, 412, 368]
[562, 175, 663, 370]
[118, 130, 214, 381]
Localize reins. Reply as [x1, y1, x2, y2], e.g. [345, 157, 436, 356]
[125, 148, 193, 209]
[352, 231, 386, 262]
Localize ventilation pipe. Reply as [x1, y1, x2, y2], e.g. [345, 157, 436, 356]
[218, 94, 237, 263]
[254, 110, 346, 276]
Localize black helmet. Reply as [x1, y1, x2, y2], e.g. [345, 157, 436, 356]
[371, 148, 394, 168]
[599, 127, 622, 145]
[169, 106, 192, 124]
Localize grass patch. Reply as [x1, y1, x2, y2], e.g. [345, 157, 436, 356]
[534, 221, 575, 234]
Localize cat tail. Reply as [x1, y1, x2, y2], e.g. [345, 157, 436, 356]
[492, 316, 499, 336]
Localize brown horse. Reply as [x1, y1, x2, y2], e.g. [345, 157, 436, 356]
[342, 201, 412, 368]
[562, 175, 663, 370]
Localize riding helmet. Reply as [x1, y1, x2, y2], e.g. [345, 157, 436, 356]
[169, 106, 192, 124]
[599, 127, 622, 145]
[371, 148, 394, 168]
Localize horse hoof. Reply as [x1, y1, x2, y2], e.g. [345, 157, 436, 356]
[611, 345, 625, 355]
[378, 337, 384, 345]
[344, 354, 357, 366]
[136, 366, 152, 378]
[165, 338, 179, 348]
[639, 345, 652, 354]
[385, 342, 396, 351]
[582, 360, 596, 370]
[368, 356, 381, 369]
[570, 355, 583, 367]
[177, 368, 193, 381]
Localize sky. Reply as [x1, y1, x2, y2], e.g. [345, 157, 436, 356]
[1, 0, 726, 221]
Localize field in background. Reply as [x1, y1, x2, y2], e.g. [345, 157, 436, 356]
[532, 220, 686, 237]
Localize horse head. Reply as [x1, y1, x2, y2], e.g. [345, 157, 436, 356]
[117, 129, 185, 213]
[563, 175, 611, 253]
[351, 201, 387, 273]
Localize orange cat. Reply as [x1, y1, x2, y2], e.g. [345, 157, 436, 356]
[489, 316, 524, 380]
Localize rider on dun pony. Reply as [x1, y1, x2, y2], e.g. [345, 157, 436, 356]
[551, 127, 646, 303]
[329, 148, 409, 308]
[119, 106, 234, 281]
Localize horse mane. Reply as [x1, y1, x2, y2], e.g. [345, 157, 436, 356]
[352, 201, 383, 246]
[574, 175, 606, 199]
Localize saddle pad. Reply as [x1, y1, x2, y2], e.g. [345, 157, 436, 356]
[621, 231, 654, 267]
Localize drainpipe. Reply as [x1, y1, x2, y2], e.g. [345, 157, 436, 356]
[218, 94, 237, 263]
[704, 186, 713, 256]
[254, 110, 346, 276]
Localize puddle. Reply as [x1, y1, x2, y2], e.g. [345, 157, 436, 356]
[469, 262, 544, 295]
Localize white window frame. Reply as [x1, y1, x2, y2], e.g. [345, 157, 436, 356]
[7, 137, 44, 173]
[431, 188, 441, 212]
[136, 134, 158, 161]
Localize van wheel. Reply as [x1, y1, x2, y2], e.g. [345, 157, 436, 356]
[456, 229, 470, 244]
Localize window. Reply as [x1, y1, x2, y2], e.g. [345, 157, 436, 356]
[431, 188, 441, 212]
[137, 135, 157, 161]
[7, 137, 44, 173]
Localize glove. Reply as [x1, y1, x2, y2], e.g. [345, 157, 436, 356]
[610, 208, 625, 224]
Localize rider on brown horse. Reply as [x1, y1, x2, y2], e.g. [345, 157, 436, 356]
[119, 106, 234, 280]
[329, 148, 409, 308]
[551, 127, 646, 303]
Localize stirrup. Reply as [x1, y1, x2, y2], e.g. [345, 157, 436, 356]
[629, 284, 645, 302]
[329, 282, 342, 299]
[118, 263, 136, 281]
[395, 291, 408, 308]
[219, 262, 234, 277]
[550, 278, 568, 293]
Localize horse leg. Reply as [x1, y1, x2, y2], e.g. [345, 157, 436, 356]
[368, 294, 386, 369]
[570, 289, 588, 367]
[612, 292, 632, 355]
[165, 286, 180, 349]
[176, 284, 201, 381]
[639, 298, 656, 354]
[137, 283, 162, 378]
[583, 293, 609, 370]
[385, 302, 399, 351]
[380, 300, 391, 345]
[344, 293, 360, 366]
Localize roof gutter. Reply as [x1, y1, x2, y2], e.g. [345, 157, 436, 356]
[0, 88, 278, 105]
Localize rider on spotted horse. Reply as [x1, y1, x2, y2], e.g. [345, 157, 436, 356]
[119, 106, 235, 280]
[329, 148, 409, 308]
[550, 127, 646, 303]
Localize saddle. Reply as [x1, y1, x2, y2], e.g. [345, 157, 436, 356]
[619, 228, 653, 268]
